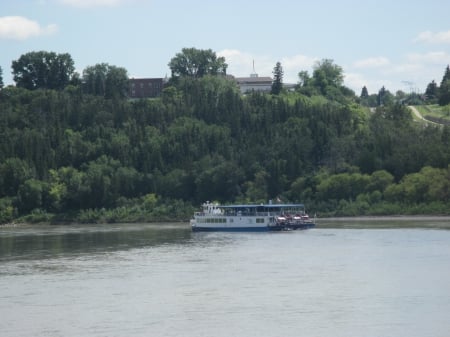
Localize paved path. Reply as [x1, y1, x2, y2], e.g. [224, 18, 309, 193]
[408, 106, 441, 126]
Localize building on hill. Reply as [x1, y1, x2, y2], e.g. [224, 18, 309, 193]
[129, 78, 164, 98]
[233, 62, 272, 93]
[235, 74, 272, 93]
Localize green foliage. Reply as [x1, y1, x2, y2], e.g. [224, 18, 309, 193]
[439, 65, 450, 106]
[168, 47, 227, 80]
[296, 59, 354, 102]
[12, 51, 76, 90]
[1, 54, 450, 223]
[360, 86, 369, 98]
[82, 63, 129, 98]
[271, 62, 283, 95]
[0, 65, 3, 89]
[425, 80, 438, 102]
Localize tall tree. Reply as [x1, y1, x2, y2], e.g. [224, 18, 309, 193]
[271, 61, 283, 95]
[438, 65, 450, 106]
[425, 80, 438, 101]
[11, 51, 75, 90]
[82, 63, 129, 98]
[360, 86, 369, 98]
[0, 65, 3, 89]
[312, 59, 344, 93]
[297, 70, 310, 87]
[168, 48, 227, 79]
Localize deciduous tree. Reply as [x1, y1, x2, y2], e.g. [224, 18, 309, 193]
[12, 51, 75, 90]
[82, 63, 129, 98]
[168, 48, 227, 79]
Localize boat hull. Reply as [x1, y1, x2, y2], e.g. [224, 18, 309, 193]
[191, 222, 315, 232]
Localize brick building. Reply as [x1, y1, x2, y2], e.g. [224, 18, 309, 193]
[129, 78, 164, 98]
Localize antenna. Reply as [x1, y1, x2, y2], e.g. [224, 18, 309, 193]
[250, 59, 258, 78]
[402, 80, 414, 94]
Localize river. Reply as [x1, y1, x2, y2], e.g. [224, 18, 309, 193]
[1, 219, 450, 337]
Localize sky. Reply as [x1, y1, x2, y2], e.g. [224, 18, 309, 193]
[1, 0, 450, 95]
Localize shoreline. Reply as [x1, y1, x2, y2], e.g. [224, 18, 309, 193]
[318, 215, 450, 222]
[2, 215, 450, 228]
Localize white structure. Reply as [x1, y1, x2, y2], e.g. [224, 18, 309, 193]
[234, 61, 272, 93]
[235, 75, 272, 93]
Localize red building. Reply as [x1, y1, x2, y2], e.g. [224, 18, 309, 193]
[129, 78, 164, 98]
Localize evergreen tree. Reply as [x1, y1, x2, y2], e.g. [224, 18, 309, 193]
[425, 80, 438, 101]
[0, 66, 3, 89]
[271, 61, 283, 95]
[439, 65, 450, 106]
[360, 86, 369, 98]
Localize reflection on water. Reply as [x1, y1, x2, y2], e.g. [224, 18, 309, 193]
[1, 220, 450, 337]
[0, 223, 191, 261]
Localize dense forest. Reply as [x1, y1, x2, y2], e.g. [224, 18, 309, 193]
[0, 49, 449, 223]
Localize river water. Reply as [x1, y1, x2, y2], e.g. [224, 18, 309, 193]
[1, 219, 450, 337]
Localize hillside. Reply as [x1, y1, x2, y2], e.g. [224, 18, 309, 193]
[0, 76, 449, 223]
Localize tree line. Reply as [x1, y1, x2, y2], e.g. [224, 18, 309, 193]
[0, 49, 449, 223]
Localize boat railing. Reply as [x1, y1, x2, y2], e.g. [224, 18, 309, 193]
[195, 210, 292, 217]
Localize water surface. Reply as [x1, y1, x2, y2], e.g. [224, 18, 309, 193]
[1, 221, 449, 337]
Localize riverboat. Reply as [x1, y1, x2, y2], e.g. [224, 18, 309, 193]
[191, 201, 315, 232]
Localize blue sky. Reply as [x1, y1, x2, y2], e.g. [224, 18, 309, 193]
[1, 0, 450, 94]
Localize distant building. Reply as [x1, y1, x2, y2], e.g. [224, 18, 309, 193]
[235, 74, 272, 93]
[234, 62, 272, 93]
[129, 78, 164, 98]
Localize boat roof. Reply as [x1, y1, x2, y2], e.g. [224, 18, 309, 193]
[217, 203, 304, 209]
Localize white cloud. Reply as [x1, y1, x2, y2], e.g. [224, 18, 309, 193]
[218, 49, 273, 77]
[59, 0, 125, 8]
[407, 51, 450, 64]
[353, 57, 390, 69]
[0, 16, 57, 40]
[281, 54, 317, 83]
[414, 30, 450, 44]
[218, 49, 316, 84]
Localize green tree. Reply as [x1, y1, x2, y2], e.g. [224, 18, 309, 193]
[271, 61, 283, 95]
[312, 59, 344, 94]
[17, 179, 48, 214]
[12, 51, 75, 90]
[0, 65, 3, 89]
[297, 70, 310, 87]
[439, 65, 450, 106]
[377, 86, 394, 106]
[425, 80, 438, 101]
[82, 63, 129, 98]
[360, 86, 369, 98]
[168, 47, 227, 79]
[0, 158, 34, 197]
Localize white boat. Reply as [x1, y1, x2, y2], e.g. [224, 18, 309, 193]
[191, 201, 315, 232]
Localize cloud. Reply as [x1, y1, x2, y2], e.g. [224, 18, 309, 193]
[414, 30, 450, 44]
[353, 57, 390, 69]
[218, 49, 316, 83]
[281, 54, 318, 83]
[218, 49, 273, 77]
[407, 51, 450, 64]
[59, 0, 128, 7]
[0, 16, 57, 40]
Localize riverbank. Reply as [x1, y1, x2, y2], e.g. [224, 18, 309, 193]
[319, 215, 450, 222]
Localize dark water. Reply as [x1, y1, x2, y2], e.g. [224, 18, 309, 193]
[1, 221, 450, 337]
